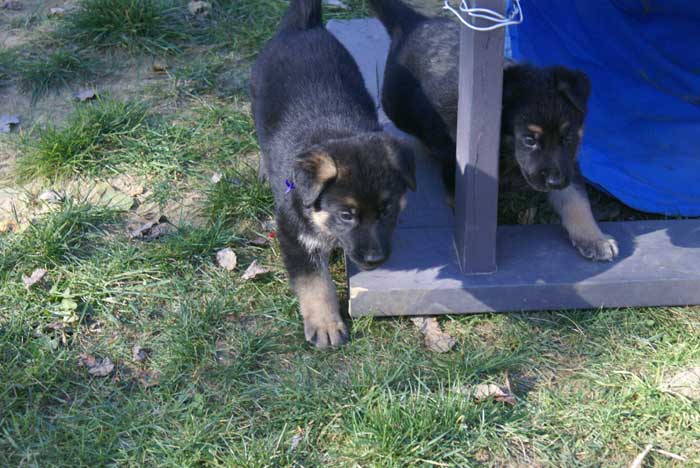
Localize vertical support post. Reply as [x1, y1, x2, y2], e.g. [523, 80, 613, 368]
[453, 0, 507, 275]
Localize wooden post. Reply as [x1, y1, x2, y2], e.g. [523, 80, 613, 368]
[453, 0, 507, 275]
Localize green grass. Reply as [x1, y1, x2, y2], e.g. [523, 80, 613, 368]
[61, 0, 188, 53]
[2, 1, 700, 467]
[16, 97, 149, 180]
[16, 47, 100, 100]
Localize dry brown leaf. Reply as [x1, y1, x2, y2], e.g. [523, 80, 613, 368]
[152, 61, 168, 74]
[518, 206, 537, 225]
[290, 432, 303, 451]
[1, 0, 22, 11]
[47, 321, 66, 331]
[22, 268, 47, 289]
[471, 383, 516, 405]
[79, 352, 96, 367]
[0, 114, 20, 132]
[661, 367, 700, 400]
[138, 369, 161, 388]
[629, 444, 653, 468]
[411, 317, 456, 353]
[127, 215, 172, 240]
[249, 236, 269, 247]
[0, 218, 19, 233]
[132, 345, 148, 362]
[38, 190, 62, 204]
[89, 357, 114, 377]
[241, 260, 271, 280]
[79, 353, 114, 376]
[188, 0, 210, 15]
[74, 88, 97, 102]
[216, 248, 237, 271]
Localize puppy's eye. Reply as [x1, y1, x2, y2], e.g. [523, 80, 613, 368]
[523, 135, 537, 148]
[339, 210, 354, 222]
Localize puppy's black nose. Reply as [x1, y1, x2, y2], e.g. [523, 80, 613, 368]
[363, 251, 386, 266]
[544, 170, 565, 189]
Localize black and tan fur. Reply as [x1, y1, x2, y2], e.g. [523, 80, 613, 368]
[369, 0, 618, 261]
[251, 0, 416, 348]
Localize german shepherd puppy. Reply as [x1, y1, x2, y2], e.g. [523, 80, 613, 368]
[369, 0, 619, 261]
[251, 0, 416, 348]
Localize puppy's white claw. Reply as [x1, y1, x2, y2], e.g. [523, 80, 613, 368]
[574, 236, 619, 262]
[304, 318, 349, 349]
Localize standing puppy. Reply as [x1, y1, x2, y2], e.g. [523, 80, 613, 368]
[251, 0, 416, 348]
[369, 0, 619, 261]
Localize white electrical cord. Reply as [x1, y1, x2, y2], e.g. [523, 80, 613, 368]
[443, 0, 523, 31]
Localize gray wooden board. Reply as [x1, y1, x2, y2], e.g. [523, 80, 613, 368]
[327, 19, 700, 317]
[348, 220, 700, 316]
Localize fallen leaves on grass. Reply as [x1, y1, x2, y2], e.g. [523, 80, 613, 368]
[80, 353, 114, 377]
[411, 317, 456, 353]
[290, 432, 303, 451]
[38, 190, 62, 204]
[127, 215, 172, 240]
[249, 236, 269, 247]
[473, 383, 516, 405]
[22, 268, 47, 289]
[138, 369, 161, 388]
[188, 1, 210, 15]
[216, 247, 237, 271]
[241, 260, 271, 280]
[50, 287, 80, 324]
[152, 61, 168, 74]
[132, 345, 148, 362]
[74, 88, 97, 102]
[48, 6, 67, 16]
[0, 115, 20, 133]
[661, 367, 700, 400]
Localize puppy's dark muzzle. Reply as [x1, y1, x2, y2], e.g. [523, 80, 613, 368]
[351, 250, 389, 271]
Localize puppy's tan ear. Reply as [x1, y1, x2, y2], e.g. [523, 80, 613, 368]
[293, 148, 338, 207]
[384, 137, 417, 192]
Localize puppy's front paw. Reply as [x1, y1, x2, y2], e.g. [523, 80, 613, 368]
[303, 316, 349, 349]
[572, 235, 619, 261]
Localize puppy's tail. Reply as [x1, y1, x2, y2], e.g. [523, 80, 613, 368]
[279, 0, 323, 33]
[368, 0, 426, 38]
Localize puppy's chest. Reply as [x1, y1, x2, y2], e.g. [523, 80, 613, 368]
[297, 230, 338, 254]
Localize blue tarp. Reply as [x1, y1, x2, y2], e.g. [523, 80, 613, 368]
[508, 0, 700, 216]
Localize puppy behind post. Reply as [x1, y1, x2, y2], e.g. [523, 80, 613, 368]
[369, 0, 619, 262]
[251, 0, 416, 348]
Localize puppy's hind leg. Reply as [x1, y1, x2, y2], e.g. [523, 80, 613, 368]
[278, 230, 348, 348]
[548, 175, 619, 261]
